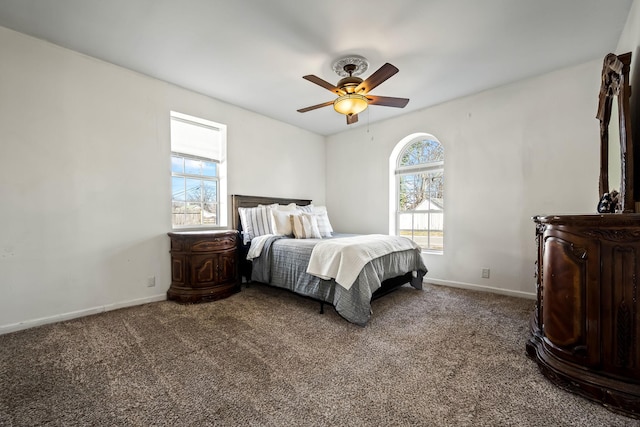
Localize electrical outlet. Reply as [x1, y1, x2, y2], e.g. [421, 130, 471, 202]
[481, 268, 490, 279]
[147, 276, 156, 287]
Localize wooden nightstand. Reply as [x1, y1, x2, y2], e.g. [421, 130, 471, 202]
[167, 230, 240, 303]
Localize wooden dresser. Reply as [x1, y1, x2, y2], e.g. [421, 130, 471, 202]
[527, 214, 640, 417]
[167, 230, 240, 303]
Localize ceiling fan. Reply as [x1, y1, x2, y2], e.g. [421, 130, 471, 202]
[297, 56, 409, 125]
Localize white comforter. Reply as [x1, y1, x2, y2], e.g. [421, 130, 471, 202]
[306, 234, 420, 290]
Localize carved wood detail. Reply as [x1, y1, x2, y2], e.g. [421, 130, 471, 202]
[191, 236, 236, 252]
[542, 237, 586, 351]
[583, 228, 640, 241]
[529, 214, 640, 418]
[597, 52, 635, 213]
[617, 300, 631, 367]
[167, 230, 240, 303]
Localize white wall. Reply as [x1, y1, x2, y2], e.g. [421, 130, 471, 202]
[617, 0, 640, 82]
[0, 26, 325, 333]
[326, 60, 602, 297]
[617, 0, 640, 211]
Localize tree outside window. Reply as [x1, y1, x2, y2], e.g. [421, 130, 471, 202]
[171, 155, 219, 226]
[396, 138, 444, 251]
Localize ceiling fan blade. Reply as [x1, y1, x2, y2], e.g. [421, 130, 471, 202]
[303, 75, 345, 95]
[355, 63, 399, 94]
[346, 114, 358, 125]
[366, 95, 409, 108]
[297, 100, 334, 113]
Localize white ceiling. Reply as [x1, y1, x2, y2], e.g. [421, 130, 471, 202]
[0, 0, 634, 136]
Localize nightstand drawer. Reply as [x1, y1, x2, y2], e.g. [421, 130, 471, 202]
[191, 234, 236, 252]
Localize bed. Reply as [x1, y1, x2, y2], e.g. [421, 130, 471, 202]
[231, 194, 428, 325]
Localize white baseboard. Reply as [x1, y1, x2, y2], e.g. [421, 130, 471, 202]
[0, 294, 167, 335]
[425, 278, 536, 300]
[2, 281, 534, 335]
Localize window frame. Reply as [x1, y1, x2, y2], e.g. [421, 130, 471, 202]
[392, 135, 444, 253]
[170, 111, 227, 230]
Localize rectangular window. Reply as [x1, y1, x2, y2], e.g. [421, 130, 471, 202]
[170, 112, 227, 229]
[397, 168, 443, 251]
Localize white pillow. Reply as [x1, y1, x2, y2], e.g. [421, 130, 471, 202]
[296, 204, 314, 213]
[259, 203, 280, 211]
[271, 209, 299, 236]
[290, 212, 322, 239]
[275, 203, 298, 211]
[312, 206, 333, 237]
[238, 206, 273, 244]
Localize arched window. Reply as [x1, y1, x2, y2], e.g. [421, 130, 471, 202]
[392, 134, 444, 252]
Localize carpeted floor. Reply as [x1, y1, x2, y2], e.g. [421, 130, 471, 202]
[0, 283, 638, 426]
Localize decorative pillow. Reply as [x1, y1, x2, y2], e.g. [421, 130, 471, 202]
[276, 203, 298, 211]
[296, 204, 314, 213]
[312, 206, 333, 237]
[271, 209, 299, 236]
[238, 206, 273, 244]
[290, 212, 322, 239]
[259, 203, 280, 211]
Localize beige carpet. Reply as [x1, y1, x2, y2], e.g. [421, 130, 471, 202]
[0, 283, 637, 426]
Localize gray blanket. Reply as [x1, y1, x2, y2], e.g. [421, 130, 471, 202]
[251, 234, 428, 325]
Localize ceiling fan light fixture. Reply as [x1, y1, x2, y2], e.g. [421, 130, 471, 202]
[333, 93, 368, 116]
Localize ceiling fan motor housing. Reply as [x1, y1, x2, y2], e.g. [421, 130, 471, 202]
[337, 76, 363, 94]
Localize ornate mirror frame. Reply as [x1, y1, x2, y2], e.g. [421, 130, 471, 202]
[597, 52, 634, 213]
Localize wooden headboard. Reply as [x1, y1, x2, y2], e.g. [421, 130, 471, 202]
[230, 194, 312, 232]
